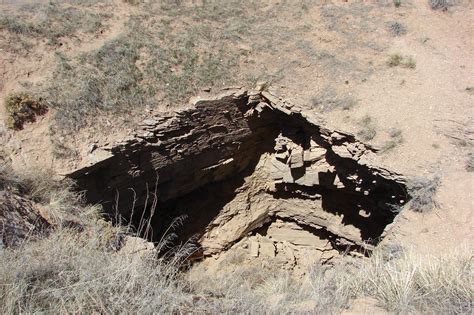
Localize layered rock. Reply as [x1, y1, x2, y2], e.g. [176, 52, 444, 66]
[0, 190, 51, 248]
[68, 89, 409, 264]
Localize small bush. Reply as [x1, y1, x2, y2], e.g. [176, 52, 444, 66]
[357, 115, 377, 141]
[388, 54, 403, 67]
[388, 21, 407, 36]
[394, 0, 402, 7]
[4, 92, 47, 130]
[428, 0, 454, 10]
[388, 54, 416, 69]
[408, 175, 440, 212]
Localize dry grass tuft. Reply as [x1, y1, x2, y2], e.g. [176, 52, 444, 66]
[184, 246, 473, 313]
[408, 175, 440, 212]
[357, 248, 473, 314]
[357, 115, 377, 141]
[0, 161, 100, 227]
[187, 259, 356, 313]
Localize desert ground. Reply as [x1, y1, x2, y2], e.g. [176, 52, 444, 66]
[0, 0, 473, 313]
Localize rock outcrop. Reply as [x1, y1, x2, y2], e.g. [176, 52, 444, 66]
[0, 190, 51, 248]
[68, 89, 409, 265]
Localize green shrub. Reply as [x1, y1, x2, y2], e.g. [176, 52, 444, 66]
[388, 54, 416, 69]
[4, 93, 47, 130]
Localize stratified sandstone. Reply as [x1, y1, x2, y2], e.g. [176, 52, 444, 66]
[68, 89, 408, 265]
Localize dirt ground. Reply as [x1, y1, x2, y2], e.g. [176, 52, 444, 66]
[1, 0, 472, 267]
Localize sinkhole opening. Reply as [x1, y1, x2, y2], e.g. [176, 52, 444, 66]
[70, 90, 409, 261]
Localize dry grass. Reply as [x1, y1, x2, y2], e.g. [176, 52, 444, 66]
[381, 127, 404, 152]
[0, 230, 194, 313]
[0, 2, 111, 46]
[357, 248, 473, 314]
[0, 160, 99, 227]
[357, 115, 377, 141]
[40, 1, 257, 138]
[2, 227, 471, 314]
[311, 87, 357, 112]
[0, 164, 471, 313]
[188, 260, 356, 313]
[0, 163, 194, 313]
[408, 175, 441, 212]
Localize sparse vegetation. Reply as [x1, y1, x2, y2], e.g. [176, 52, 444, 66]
[408, 175, 441, 212]
[381, 127, 404, 152]
[1, 1, 472, 313]
[1, 163, 471, 313]
[466, 152, 474, 172]
[429, 0, 455, 10]
[0, 162, 98, 227]
[357, 115, 377, 141]
[357, 248, 472, 314]
[0, 230, 193, 314]
[388, 21, 407, 36]
[388, 54, 416, 69]
[1, 219, 471, 314]
[4, 92, 47, 130]
[0, 2, 110, 46]
[311, 87, 357, 112]
[40, 1, 271, 138]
